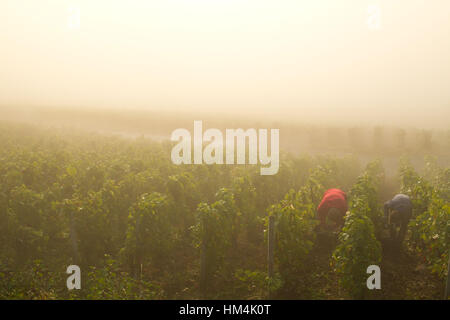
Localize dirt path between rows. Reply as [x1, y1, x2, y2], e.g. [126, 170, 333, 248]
[275, 236, 445, 300]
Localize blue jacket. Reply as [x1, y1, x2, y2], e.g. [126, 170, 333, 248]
[384, 194, 412, 223]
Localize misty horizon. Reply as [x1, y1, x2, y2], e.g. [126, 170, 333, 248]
[1, 0, 449, 130]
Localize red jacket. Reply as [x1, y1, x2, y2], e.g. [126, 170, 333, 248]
[317, 189, 348, 225]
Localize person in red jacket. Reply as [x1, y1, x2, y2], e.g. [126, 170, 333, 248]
[317, 188, 348, 231]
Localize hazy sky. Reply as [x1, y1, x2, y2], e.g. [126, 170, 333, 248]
[1, 0, 449, 128]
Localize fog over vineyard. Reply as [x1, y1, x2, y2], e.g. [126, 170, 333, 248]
[1, 1, 450, 128]
[0, 0, 448, 300]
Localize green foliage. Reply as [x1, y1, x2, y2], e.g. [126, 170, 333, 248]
[402, 160, 450, 279]
[122, 192, 175, 273]
[85, 256, 162, 300]
[0, 123, 446, 300]
[400, 159, 433, 218]
[410, 195, 449, 278]
[234, 269, 282, 299]
[349, 160, 385, 236]
[0, 260, 63, 300]
[332, 164, 383, 299]
[193, 188, 237, 288]
[167, 172, 200, 233]
[332, 209, 382, 299]
[7, 186, 47, 266]
[267, 189, 317, 283]
[232, 175, 258, 243]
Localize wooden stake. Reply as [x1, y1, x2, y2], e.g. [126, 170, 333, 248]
[445, 250, 450, 300]
[200, 218, 208, 298]
[268, 215, 275, 297]
[69, 210, 80, 265]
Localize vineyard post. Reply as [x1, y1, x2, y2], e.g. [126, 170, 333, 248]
[200, 217, 208, 298]
[68, 209, 80, 265]
[445, 250, 450, 300]
[268, 215, 275, 298]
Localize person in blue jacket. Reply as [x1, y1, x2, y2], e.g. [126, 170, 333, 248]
[384, 194, 413, 244]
